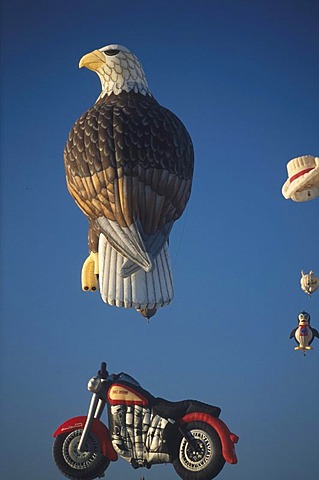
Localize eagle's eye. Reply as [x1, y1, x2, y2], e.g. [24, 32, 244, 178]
[105, 49, 120, 56]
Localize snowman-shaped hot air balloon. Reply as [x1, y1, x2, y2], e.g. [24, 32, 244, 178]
[289, 311, 319, 355]
[282, 155, 319, 202]
[300, 270, 319, 295]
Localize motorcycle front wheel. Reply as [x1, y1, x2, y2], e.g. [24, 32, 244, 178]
[173, 421, 225, 480]
[53, 429, 110, 480]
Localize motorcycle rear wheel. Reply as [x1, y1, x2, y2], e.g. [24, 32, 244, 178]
[53, 429, 110, 480]
[173, 421, 225, 480]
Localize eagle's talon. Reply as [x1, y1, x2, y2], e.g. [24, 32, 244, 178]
[81, 252, 99, 292]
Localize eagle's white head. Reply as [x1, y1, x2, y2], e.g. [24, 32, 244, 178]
[79, 44, 151, 100]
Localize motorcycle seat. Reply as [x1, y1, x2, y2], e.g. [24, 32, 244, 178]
[152, 397, 221, 420]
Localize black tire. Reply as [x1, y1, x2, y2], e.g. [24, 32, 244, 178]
[53, 429, 110, 480]
[173, 421, 225, 480]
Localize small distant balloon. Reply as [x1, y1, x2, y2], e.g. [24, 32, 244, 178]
[282, 155, 319, 202]
[289, 311, 319, 355]
[300, 270, 319, 295]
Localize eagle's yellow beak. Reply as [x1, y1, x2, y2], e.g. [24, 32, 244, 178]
[79, 50, 105, 71]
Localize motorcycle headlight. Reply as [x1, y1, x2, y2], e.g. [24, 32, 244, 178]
[87, 376, 101, 393]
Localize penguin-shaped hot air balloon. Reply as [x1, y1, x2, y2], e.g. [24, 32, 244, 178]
[289, 311, 319, 355]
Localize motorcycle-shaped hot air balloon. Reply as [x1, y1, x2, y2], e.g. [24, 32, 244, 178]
[289, 311, 319, 355]
[300, 270, 319, 295]
[53, 362, 238, 480]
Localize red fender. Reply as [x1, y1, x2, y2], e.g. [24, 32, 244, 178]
[53, 416, 118, 461]
[181, 412, 239, 464]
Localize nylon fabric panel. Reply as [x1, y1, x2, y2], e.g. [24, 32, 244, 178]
[98, 234, 173, 308]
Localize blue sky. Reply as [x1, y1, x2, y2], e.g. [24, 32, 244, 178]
[1, 1, 318, 479]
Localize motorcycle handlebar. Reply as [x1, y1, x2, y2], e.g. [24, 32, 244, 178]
[98, 361, 108, 379]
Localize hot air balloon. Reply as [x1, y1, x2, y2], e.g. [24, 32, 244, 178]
[282, 155, 319, 202]
[300, 270, 319, 295]
[289, 311, 319, 355]
[64, 44, 194, 318]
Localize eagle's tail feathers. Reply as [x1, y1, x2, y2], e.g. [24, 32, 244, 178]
[98, 234, 173, 309]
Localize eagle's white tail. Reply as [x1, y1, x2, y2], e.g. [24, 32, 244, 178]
[98, 234, 174, 309]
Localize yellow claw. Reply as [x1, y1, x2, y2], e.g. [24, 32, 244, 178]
[81, 252, 99, 292]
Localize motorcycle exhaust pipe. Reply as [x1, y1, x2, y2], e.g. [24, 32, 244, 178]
[78, 393, 99, 452]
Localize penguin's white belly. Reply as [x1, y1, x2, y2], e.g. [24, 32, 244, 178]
[295, 327, 312, 347]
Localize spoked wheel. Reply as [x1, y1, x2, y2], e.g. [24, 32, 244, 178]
[173, 421, 225, 480]
[53, 429, 110, 480]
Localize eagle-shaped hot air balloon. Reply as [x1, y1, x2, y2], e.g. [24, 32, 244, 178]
[300, 270, 319, 295]
[282, 155, 319, 202]
[64, 44, 194, 318]
[289, 311, 319, 355]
